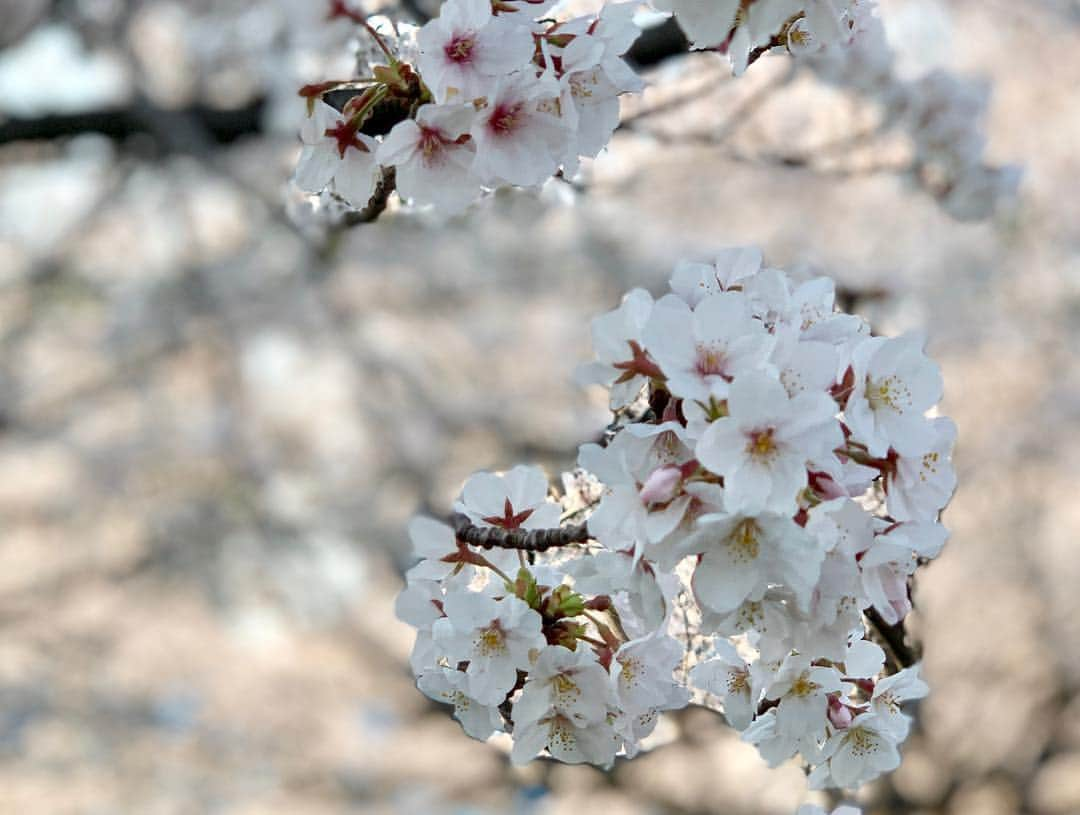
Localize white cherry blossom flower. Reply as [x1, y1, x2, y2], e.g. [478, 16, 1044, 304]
[576, 288, 657, 408]
[643, 292, 775, 402]
[394, 578, 444, 629]
[376, 103, 480, 213]
[568, 549, 672, 631]
[885, 416, 957, 521]
[294, 100, 380, 206]
[766, 654, 844, 738]
[805, 499, 875, 615]
[846, 333, 943, 457]
[700, 593, 794, 652]
[511, 710, 620, 767]
[416, 0, 534, 103]
[417, 667, 505, 739]
[820, 712, 901, 788]
[433, 592, 545, 705]
[514, 645, 613, 728]
[455, 464, 562, 530]
[692, 512, 823, 614]
[610, 632, 689, 754]
[611, 632, 689, 715]
[697, 372, 841, 516]
[585, 1, 646, 91]
[470, 71, 569, 187]
[742, 708, 801, 766]
[669, 247, 764, 306]
[860, 522, 948, 625]
[772, 337, 842, 399]
[689, 639, 757, 729]
[870, 664, 928, 739]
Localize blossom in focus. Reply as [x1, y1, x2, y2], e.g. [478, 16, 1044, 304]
[397, 248, 952, 782]
[696, 372, 841, 516]
[416, 0, 533, 103]
[377, 103, 480, 213]
[293, 100, 380, 206]
[432, 592, 546, 705]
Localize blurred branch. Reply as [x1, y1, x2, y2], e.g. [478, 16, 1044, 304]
[396, 0, 433, 23]
[0, 98, 266, 152]
[616, 70, 729, 131]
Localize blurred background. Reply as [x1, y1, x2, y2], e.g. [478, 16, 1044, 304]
[1, 0, 1078, 812]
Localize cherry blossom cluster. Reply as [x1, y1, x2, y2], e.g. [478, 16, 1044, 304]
[802, 0, 1021, 220]
[655, 0, 874, 74]
[293, 0, 643, 215]
[396, 247, 955, 793]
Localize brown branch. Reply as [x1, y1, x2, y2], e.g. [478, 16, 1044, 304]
[342, 166, 396, 226]
[450, 512, 590, 553]
[744, 32, 787, 70]
[864, 607, 918, 670]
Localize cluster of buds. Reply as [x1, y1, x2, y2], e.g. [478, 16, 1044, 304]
[397, 246, 955, 795]
[655, 0, 874, 73]
[294, 0, 644, 215]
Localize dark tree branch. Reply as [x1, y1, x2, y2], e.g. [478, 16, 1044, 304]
[342, 166, 397, 225]
[625, 18, 690, 69]
[450, 512, 591, 552]
[865, 607, 918, 669]
[0, 98, 266, 152]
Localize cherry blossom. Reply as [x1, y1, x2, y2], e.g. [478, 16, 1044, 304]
[815, 712, 902, 788]
[417, 667, 505, 739]
[469, 71, 569, 187]
[689, 639, 756, 729]
[415, 0, 533, 103]
[514, 644, 613, 728]
[575, 288, 657, 408]
[692, 511, 822, 614]
[455, 464, 562, 530]
[293, 100, 380, 206]
[885, 416, 958, 522]
[397, 248, 952, 786]
[870, 664, 928, 739]
[846, 333, 943, 457]
[376, 103, 480, 213]
[432, 591, 546, 705]
[642, 292, 775, 402]
[696, 372, 841, 515]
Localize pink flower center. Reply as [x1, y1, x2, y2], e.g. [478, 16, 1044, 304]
[444, 33, 476, 64]
[695, 343, 730, 379]
[746, 428, 778, 460]
[487, 102, 525, 137]
[418, 125, 449, 163]
[323, 120, 368, 159]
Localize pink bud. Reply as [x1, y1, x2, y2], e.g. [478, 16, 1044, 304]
[828, 695, 854, 729]
[810, 470, 847, 500]
[639, 466, 682, 505]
